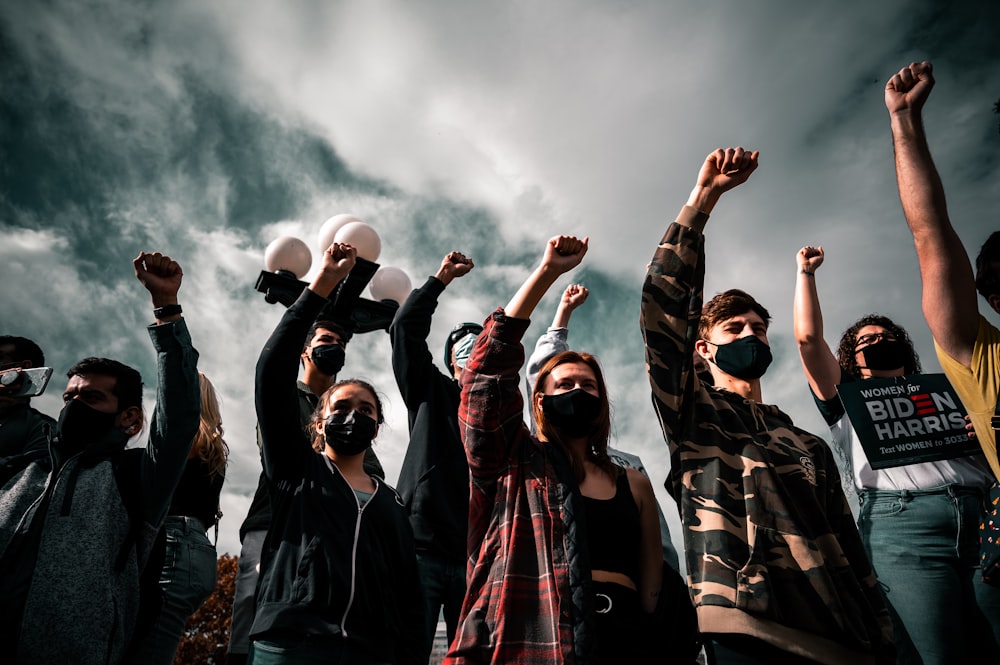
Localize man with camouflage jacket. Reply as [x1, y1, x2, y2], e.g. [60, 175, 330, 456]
[640, 147, 894, 665]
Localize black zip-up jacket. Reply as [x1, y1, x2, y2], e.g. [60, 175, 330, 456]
[251, 289, 423, 664]
[389, 276, 468, 562]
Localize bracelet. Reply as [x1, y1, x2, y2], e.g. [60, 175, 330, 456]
[800, 269, 815, 276]
[153, 304, 183, 319]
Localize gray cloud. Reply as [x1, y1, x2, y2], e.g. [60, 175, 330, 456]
[3, 0, 999, 563]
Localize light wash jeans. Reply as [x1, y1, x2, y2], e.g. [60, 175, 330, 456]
[858, 485, 1000, 665]
[129, 516, 217, 665]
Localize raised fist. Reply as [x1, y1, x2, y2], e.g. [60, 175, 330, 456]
[437, 251, 475, 285]
[133, 252, 183, 304]
[561, 284, 589, 311]
[885, 61, 934, 115]
[797, 246, 824, 274]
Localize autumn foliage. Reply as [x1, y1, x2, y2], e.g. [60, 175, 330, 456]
[172, 554, 238, 665]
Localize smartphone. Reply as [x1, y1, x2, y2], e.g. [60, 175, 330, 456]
[0, 367, 54, 398]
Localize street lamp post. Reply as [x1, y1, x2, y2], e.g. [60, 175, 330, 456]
[255, 217, 412, 335]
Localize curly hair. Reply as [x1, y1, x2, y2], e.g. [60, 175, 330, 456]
[193, 373, 229, 478]
[531, 351, 616, 483]
[836, 314, 921, 377]
[309, 378, 385, 453]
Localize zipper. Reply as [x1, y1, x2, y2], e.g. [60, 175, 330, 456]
[323, 456, 378, 638]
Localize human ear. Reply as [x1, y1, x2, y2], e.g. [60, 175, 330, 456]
[694, 339, 712, 361]
[988, 293, 1000, 316]
[118, 406, 143, 435]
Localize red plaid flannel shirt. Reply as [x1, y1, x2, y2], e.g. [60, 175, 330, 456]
[444, 309, 586, 665]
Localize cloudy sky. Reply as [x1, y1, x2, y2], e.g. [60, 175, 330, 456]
[4, 0, 999, 564]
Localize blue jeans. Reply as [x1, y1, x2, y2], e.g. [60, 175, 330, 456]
[248, 636, 390, 665]
[229, 529, 267, 658]
[415, 551, 465, 661]
[129, 516, 217, 665]
[858, 485, 1000, 664]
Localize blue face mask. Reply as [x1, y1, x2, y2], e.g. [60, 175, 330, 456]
[707, 335, 772, 380]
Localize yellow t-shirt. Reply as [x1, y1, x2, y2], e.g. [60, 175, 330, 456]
[936, 315, 1000, 480]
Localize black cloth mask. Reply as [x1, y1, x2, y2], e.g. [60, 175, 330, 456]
[860, 340, 908, 372]
[541, 389, 602, 439]
[57, 398, 120, 455]
[311, 344, 346, 376]
[323, 410, 377, 456]
[708, 335, 773, 380]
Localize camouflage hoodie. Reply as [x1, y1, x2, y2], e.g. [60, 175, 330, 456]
[640, 206, 894, 665]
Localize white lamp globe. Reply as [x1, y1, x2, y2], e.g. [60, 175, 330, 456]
[318, 214, 363, 253]
[334, 221, 382, 262]
[264, 236, 312, 278]
[369, 266, 412, 304]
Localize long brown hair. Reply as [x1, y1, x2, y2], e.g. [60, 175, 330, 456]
[531, 351, 615, 483]
[193, 372, 229, 478]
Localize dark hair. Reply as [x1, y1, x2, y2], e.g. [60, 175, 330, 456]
[836, 314, 921, 377]
[975, 231, 1000, 299]
[310, 378, 385, 453]
[531, 351, 615, 483]
[306, 319, 352, 347]
[0, 336, 45, 368]
[66, 357, 144, 411]
[699, 289, 771, 340]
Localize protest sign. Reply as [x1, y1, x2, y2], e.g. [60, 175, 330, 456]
[837, 373, 979, 469]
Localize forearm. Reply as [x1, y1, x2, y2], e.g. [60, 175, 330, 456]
[891, 111, 951, 242]
[551, 302, 572, 328]
[793, 270, 824, 347]
[505, 265, 562, 320]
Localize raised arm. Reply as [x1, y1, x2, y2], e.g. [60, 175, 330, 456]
[641, 148, 758, 441]
[886, 61, 979, 366]
[793, 246, 841, 400]
[133, 251, 201, 526]
[505, 236, 588, 320]
[256, 244, 355, 479]
[461, 236, 587, 481]
[525, 284, 589, 397]
[389, 251, 474, 405]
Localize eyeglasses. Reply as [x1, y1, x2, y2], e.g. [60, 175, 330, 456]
[855, 331, 897, 348]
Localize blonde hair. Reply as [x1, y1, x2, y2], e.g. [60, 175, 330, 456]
[193, 372, 229, 478]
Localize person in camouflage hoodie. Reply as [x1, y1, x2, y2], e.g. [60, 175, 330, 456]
[640, 147, 894, 665]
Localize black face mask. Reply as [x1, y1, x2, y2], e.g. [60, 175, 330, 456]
[311, 344, 346, 376]
[57, 399, 119, 455]
[708, 335, 773, 380]
[541, 389, 602, 439]
[860, 340, 907, 372]
[323, 410, 377, 456]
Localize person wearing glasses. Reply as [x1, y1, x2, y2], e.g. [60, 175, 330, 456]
[793, 245, 998, 664]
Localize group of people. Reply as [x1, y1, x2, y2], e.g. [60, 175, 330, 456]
[2, 59, 1000, 665]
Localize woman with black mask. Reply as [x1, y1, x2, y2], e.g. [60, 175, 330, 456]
[249, 242, 423, 665]
[444, 235, 665, 664]
[794, 245, 1000, 665]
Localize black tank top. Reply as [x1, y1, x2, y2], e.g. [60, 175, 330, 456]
[582, 467, 641, 584]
